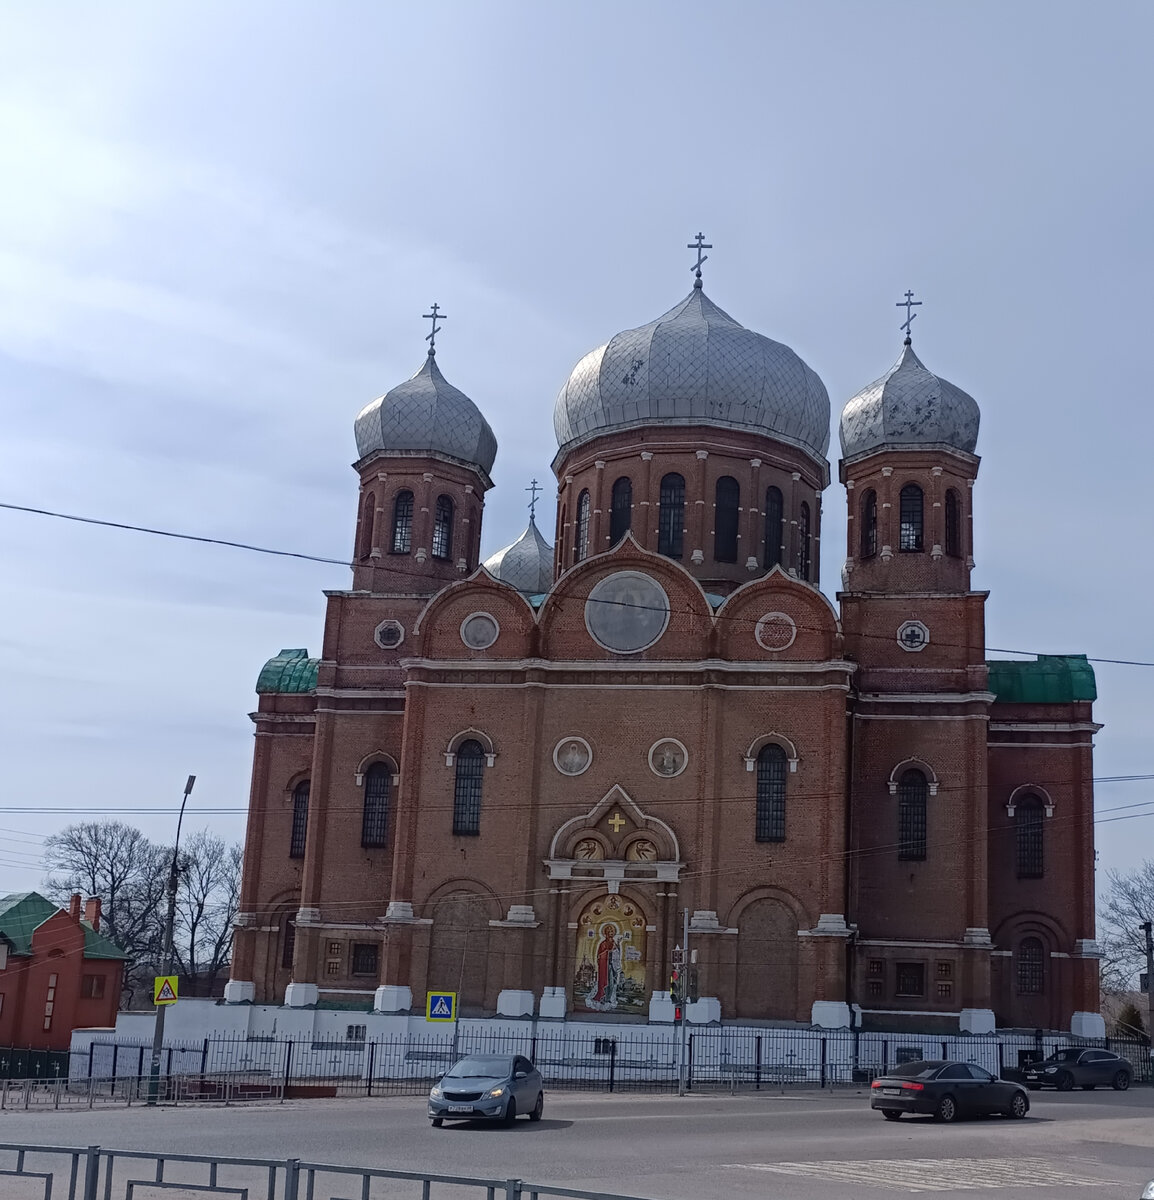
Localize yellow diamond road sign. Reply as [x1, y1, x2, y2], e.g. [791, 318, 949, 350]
[154, 976, 178, 1006]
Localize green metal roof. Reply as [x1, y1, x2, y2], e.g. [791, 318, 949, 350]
[0, 892, 128, 959]
[256, 648, 319, 694]
[986, 655, 1096, 705]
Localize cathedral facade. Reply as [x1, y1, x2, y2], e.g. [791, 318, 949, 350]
[228, 264, 1103, 1035]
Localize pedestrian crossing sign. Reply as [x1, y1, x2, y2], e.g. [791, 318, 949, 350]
[153, 976, 178, 1006]
[425, 991, 456, 1022]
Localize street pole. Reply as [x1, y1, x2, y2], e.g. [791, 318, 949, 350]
[678, 906, 690, 1097]
[1141, 920, 1154, 1053]
[146, 774, 196, 1106]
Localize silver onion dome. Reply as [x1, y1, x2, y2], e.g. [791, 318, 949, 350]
[840, 341, 980, 461]
[354, 353, 498, 476]
[552, 288, 831, 466]
[483, 517, 554, 594]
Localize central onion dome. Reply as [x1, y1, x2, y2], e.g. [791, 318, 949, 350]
[354, 353, 497, 477]
[553, 288, 830, 466]
[483, 517, 554, 594]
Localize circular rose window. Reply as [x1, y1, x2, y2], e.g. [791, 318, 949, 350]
[755, 612, 797, 651]
[460, 612, 500, 650]
[584, 571, 670, 654]
[374, 619, 405, 649]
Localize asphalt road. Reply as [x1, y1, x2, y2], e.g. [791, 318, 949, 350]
[1, 1087, 1153, 1199]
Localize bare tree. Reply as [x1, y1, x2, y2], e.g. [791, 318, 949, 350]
[171, 831, 242, 996]
[1098, 859, 1154, 993]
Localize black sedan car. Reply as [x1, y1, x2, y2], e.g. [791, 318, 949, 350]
[428, 1053, 544, 1126]
[870, 1060, 1029, 1122]
[1022, 1048, 1132, 1091]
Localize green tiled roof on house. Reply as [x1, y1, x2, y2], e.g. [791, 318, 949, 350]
[256, 648, 319, 694]
[986, 655, 1096, 704]
[0, 892, 128, 959]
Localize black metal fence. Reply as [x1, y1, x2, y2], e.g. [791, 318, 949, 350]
[25, 1025, 1148, 1102]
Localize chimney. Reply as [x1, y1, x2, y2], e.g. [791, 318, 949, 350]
[69, 893, 82, 921]
[84, 896, 102, 931]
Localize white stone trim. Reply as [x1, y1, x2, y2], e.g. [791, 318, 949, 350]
[553, 736, 594, 777]
[648, 737, 689, 778]
[742, 732, 800, 773]
[887, 758, 940, 796]
[460, 611, 501, 651]
[443, 727, 497, 767]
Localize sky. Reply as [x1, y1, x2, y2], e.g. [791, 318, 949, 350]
[1, 2, 1151, 904]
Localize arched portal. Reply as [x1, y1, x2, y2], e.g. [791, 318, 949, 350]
[426, 892, 493, 1016]
[734, 897, 799, 1020]
[572, 894, 647, 1016]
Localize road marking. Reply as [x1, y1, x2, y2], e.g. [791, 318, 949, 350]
[723, 1158, 1118, 1192]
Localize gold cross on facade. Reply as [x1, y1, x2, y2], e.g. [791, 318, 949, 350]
[608, 812, 627, 833]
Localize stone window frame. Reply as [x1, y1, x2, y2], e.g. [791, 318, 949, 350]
[742, 733, 800, 774]
[887, 758, 940, 796]
[443, 728, 498, 768]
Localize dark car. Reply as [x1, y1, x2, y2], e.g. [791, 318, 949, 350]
[870, 1059, 1029, 1122]
[428, 1053, 544, 1126]
[1022, 1048, 1131, 1092]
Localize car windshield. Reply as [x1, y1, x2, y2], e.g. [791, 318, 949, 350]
[446, 1056, 513, 1079]
[888, 1060, 947, 1080]
[1041, 1050, 1079, 1064]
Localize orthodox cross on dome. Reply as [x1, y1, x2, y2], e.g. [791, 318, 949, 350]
[525, 478, 542, 521]
[897, 289, 922, 343]
[423, 302, 447, 356]
[687, 231, 712, 289]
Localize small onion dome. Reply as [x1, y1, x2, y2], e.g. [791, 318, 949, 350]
[840, 341, 980, 461]
[354, 353, 497, 476]
[256, 648, 319, 694]
[552, 288, 830, 467]
[483, 517, 554, 594]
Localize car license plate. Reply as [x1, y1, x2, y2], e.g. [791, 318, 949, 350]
[447, 1105, 474, 1113]
[882, 1088, 900, 1096]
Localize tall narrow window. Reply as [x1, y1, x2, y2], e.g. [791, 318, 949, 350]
[432, 495, 453, 560]
[798, 502, 812, 581]
[453, 740, 485, 835]
[391, 490, 413, 554]
[861, 489, 878, 558]
[289, 780, 310, 859]
[361, 763, 391, 849]
[1017, 937, 1044, 994]
[1016, 796, 1044, 879]
[899, 484, 924, 552]
[281, 917, 296, 969]
[574, 490, 591, 562]
[658, 473, 685, 559]
[897, 769, 927, 861]
[764, 486, 783, 568]
[358, 492, 376, 559]
[714, 476, 740, 563]
[945, 489, 961, 558]
[755, 744, 787, 842]
[609, 477, 632, 544]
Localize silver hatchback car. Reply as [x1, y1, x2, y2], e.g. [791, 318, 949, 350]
[428, 1054, 544, 1126]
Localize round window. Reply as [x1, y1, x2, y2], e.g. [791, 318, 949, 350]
[460, 612, 500, 650]
[374, 619, 405, 649]
[584, 571, 670, 654]
[754, 612, 797, 651]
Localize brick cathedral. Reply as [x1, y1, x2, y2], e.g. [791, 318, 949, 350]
[228, 256, 1103, 1035]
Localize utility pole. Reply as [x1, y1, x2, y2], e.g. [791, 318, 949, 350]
[679, 906, 689, 1097]
[146, 774, 196, 1106]
[1142, 920, 1154, 1052]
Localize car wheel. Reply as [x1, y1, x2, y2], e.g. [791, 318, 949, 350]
[935, 1095, 959, 1123]
[430, 1118, 443, 1128]
[503, 1098, 517, 1126]
[1056, 1071, 1075, 1092]
[1008, 1092, 1028, 1119]
[1112, 1070, 1131, 1092]
[882, 1110, 902, 1121]
[529, 1092, 544, 1122]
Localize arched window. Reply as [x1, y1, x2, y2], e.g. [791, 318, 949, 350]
[609, 477, 632, 544]
[897, 769, 927, 861]
[945, 489, 962, 558]
[1016, 796, 1044, 879]
[713, 476, 740, 563]
[391, 490, 413, 555]
[289, 780, 310, 859]
[658, 473, 685, 559]
[453, 740, 485, 835]
[798, 502, 812, 581]
[764, 486, 783, 568]
[361, 763, 391, 849]
[1017, 937, 1044, 994]
[358, 491, 376, 559]
[861, 489, 878, 559]
[432, 495, 453, 560]
[281, 916, 296, 969]
[899, 484, 924, 552]
[574, 490, 591, 562]
[755, 744, 787, 842]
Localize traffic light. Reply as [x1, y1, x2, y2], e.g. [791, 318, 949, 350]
[669, 967, 682, 1004]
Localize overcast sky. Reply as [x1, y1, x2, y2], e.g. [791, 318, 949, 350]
[1, 2, 1151, 903]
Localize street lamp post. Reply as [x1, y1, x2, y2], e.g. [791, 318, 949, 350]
[1142, 920, 1154, 1054]
[146, 774, 196, 1106]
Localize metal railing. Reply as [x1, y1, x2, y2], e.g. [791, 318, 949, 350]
[0, 1144, 658, 1200]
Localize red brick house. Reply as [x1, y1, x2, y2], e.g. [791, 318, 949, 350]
[228, 271, 1103, 1035]
[0, 892, 126, 1050]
